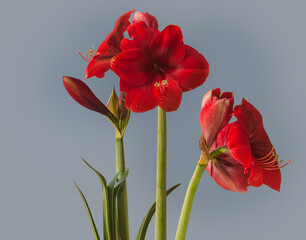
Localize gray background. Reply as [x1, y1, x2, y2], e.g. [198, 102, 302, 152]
[0, 0, 303, 239]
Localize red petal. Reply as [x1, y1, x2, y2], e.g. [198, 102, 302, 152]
[121, 21, 159, 51]
[228, 122, 252, 169]
[200, 89, 234, 147]
[262, 169, 281, 191]
[85, 10, 134, 79]
[206, 158, 249, 193]
[234, 98, 273, 158]
[200, 99, 233, 148]
[211, 123, 232, 150]
[132, 11, 159, 29]
[150, 25, 185, 66]
[98, 10, 134, 53]
[152, 78, 182, 112]
[63, 76, 111, 116]
[201, 88, 220, 109]
[85, 54, 113, 79]
[248, 160, 263, 187]
[120, 80, 158, 112]
[165, 45, 209, 92]
[234, 98, 264, 138]
[111, 49, 153, 87]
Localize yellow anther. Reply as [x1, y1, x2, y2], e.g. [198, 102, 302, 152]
[78, 45, 96, 62]
[161, 80, 168, 85]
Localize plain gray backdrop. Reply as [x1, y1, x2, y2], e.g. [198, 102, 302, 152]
[0, 0, 303, 239]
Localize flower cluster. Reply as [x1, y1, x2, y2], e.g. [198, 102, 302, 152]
[199, 89, 291, 193]
[83, 10, 209, 112]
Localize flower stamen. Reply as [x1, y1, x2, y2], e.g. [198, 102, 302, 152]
[78, 45, 96, 62]
[161, 80, 168, 86]
[256, 147, 292, 170]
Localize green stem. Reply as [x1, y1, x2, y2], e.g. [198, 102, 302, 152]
[116, 136, 129, 240]
[155, 107, 167, 240]
[175, 163, 207, 240]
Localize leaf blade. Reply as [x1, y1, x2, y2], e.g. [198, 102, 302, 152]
[136, 183, 181, 240]
[73, 180, 100, 240]
[81, 158, 112, 240]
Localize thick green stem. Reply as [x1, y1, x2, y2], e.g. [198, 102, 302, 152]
[116, 136, 129, 240]
[175, 163, 207, 240]
[155, 107, 167, 240]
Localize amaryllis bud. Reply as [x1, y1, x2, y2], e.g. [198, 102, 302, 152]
[132, 11, 159, 29]
[200, 88, 234, 148]
[118, 92, 128, 119]
[63, 76, 119, 128]
[63, 76, 112, 116]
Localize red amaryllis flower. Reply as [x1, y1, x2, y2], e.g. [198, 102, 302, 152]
[203, 98, 291, 193]
[200, 88, 234, 148]
[111, 22, 209, 112]
[82, 10, 135, 79]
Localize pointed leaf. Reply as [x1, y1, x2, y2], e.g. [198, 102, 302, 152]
[73, 180, 100, 240]
[113, 169, 129, 240]
[107, 170, 122, 240]
[136, 183, 181, 240]
[81, 158, 111, 240]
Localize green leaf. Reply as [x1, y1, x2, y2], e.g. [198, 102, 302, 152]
[136, 183, 181, 240]
[108, 170, 122, 190]
[80, 159, 128, 240]
[108, 170, 123, 240]
[114, 168, 129, 194]
[81, 158, 111, 240]
[113, 169, 129, 239]
[73, 180, 100, 240]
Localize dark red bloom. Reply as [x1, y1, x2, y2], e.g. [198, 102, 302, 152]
[202, 96, 291, 193]
[200, 88, 234, 148]
[112, 22, 209, 112]
[83, 10, 134, 79]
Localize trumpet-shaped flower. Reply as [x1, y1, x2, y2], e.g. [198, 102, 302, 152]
[200, 91, 291, 193]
